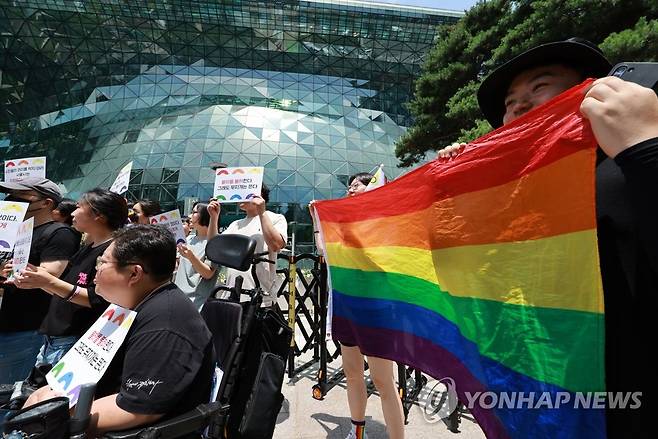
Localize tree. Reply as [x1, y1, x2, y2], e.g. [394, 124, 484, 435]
[600, 16, 658, 62]
[396, 0, 658, 167]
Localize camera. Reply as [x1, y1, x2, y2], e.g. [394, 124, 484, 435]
[611, 65, 629, 78]
[608, 62, 658, 93]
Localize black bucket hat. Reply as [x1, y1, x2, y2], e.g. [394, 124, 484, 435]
[477, 37, 612, 128]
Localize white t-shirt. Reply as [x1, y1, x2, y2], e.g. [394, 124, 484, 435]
[223, 211, 288, 306]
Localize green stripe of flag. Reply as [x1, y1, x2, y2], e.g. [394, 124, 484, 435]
[331, 266, 604, 392]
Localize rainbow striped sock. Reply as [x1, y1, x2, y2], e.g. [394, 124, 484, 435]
[351, 420, 365, 439]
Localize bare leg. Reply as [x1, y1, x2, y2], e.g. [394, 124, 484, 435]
[341, 344, 367, 422]
[368, 356, 404, 439]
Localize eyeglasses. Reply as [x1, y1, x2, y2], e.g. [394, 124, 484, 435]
[96, 257, 119, 271]
[96, 256, 148, 273]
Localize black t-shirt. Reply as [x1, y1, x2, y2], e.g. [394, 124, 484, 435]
[97, 283, 214, 417]
[0, 222, 81, 332]
[39, 241, 111, 336]
[596, 138, 657, 437]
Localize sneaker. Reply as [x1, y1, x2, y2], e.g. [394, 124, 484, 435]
[345, 425, 368, 439]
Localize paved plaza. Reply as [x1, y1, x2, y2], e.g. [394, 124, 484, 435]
[274, 355, 486, 439]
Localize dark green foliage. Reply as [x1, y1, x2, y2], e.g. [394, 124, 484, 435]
[396, 0, 658, 166]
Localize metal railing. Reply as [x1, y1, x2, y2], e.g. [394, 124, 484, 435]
[275, 253, 436, 425]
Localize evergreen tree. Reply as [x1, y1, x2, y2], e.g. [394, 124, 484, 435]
[396, 0, 658, 166]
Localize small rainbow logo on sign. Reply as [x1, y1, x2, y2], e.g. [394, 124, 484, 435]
[18, 160, 29, 165]
[1, 203, 25, 213]
[150, 218, 158, 224]
[5, 161, 15, 167]
[232, 169, 245, 174]
[217, 169, 230, 175]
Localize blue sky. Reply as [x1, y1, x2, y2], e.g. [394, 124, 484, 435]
[371, 0, 479, 12]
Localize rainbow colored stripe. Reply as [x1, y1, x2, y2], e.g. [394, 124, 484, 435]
[314, 83, 605, 438]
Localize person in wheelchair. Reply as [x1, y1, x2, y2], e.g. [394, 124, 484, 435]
[22, 225, 215, 437]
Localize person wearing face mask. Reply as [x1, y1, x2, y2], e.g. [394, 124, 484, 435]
[438, 37, 658, 437]
[0, 178, 80, 382]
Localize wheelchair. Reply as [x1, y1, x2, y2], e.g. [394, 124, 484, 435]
[2, 234, 292, 439]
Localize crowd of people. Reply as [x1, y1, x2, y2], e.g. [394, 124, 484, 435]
[0, 36, 656, 438]
[0, 179, 288, 436]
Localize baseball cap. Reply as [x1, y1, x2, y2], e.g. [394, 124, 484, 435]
[477, 37, 612, 128]
[0, 177, 63, 203]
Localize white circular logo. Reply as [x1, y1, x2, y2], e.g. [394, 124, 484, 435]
[421, 377, 459, 423]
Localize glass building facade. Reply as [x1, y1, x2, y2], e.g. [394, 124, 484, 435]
[0, 0, 461, 244]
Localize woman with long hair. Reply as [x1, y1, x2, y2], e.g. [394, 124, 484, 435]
[13, 188, 128, 364]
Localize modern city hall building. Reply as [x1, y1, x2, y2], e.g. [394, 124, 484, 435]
[0, 0, 461, 243]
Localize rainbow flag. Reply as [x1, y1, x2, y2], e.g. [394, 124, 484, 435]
[314, 82, 605, 438]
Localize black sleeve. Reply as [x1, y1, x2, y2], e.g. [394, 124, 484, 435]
[116, 330, 206, 414]
[40, 228, 80, 262]
[615, 136, 658, 275]
[87, 283, 110, 311]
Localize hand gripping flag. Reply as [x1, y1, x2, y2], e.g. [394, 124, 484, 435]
[313, 81, 605, 439]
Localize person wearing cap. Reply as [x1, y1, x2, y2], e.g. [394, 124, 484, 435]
[443, 37, 657, 436]
[0, 178, 81, 382]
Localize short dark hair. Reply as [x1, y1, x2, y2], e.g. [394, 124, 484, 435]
[135, 199, 161, 217]
[112, 225, 176, 282]
[348, 172, 373, 186]
[54, 198, 77, 225]
[81, 188, 128, 230]
[193, 202, 212, 227]
[261, 183, 270, 203]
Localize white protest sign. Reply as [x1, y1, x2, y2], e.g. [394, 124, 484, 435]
[149, 209, 187, 245]
[109, 161, 133, 194]
[0, 201, 29, 252]
[47, 304, 137, 407]
[3, 156, 46, 183]
[8, 217, 34, 280]
[213, 166, 264, 203]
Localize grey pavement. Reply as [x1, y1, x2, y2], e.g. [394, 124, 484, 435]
[273, 354, 486, 439]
